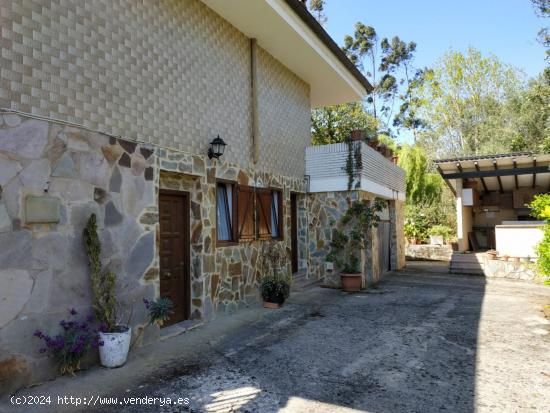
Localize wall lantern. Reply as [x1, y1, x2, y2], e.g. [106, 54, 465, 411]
[208, 135, 227, 160]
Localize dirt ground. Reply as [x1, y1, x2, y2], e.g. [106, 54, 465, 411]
[2, 264, 549, 413]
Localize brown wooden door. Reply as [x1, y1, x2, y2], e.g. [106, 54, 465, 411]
[159, 190, 191, 326]
[290, 193, 299, 273]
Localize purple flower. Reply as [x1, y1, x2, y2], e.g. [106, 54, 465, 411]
[143, 298, 151, 309]
[86, 313, 95, 323]
[34, 330, 43, 338]
[69, 308, 77, 316]
[39, 348, 47, 354]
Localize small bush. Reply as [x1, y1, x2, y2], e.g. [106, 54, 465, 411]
[34, 309, 101, 375]
[529, 194, 550, 278]
[428, 225, 455, 241]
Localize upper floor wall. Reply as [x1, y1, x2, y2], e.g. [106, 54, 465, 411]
[0, 0, 311, 178]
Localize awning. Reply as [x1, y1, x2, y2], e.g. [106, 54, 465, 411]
[434, 152, 550, 195]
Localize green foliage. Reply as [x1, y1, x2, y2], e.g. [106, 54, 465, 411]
[397, 144, 442, 205]
[83, 214, 117, 332]
[344, 139, 362, 190]
[259, 241, 291, 303]
[308, 0, 327, 26]
[311, 102, 379, 145]
[428, 225, 455, 241]
[531, 0, 550, 60]
[529, 194, 550, 278]
[404, 210, 429, 243]
[342, 23, 417, 134]
[260, 275, 290, 304]
[327, 199, 385, 273]
[143, 298, 174, 327]
[415, 48, 527, 158]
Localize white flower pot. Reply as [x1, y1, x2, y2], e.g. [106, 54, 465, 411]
[99, 326, 131, 368]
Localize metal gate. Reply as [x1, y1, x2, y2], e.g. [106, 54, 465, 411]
[378, 220, 391, 274]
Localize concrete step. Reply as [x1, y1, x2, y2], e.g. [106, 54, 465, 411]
[450, 268, 484, 275]
[450, 262, 485, 270]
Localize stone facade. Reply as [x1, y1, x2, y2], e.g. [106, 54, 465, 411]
[306, 191, 405, 288]
[406, 245, 454, 261]
[155, 153, 308, 320]
[482, 258, 540, 282]
[0, 0, 311, 178]
[0, 113, 314, 395]
[0, 114, 157, 395]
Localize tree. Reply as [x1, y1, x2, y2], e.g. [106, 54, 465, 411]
[504, 73, 550, 153]
[414, 48, 525, 158]
[308, 0, 327, 26]
[531, 0, 550, 61]
[397, 145, 442, 206]
[343, 23, 417, 134]
[311, 102, 378, 145]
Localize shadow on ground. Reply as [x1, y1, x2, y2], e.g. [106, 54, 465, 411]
[99, 261, 489, 413]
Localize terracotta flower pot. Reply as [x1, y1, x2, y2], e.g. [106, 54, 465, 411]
[486, 252, 497, 260]
[340, 273, 362, 292]
[263, 301, 281, 309]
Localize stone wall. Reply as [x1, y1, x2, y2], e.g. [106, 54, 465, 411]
[0, 0, 311, 178]
[0, 114, 158, 395]
[482, 258, 540, 282]
[306, 191, 403, 288]
[155, 154, 308, 320]
[406, 245, 453, 261]
[0, 113, 311, 395]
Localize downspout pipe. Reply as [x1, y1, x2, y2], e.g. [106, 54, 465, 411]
[251, 38, 260, 165]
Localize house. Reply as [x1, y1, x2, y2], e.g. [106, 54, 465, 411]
[434, 152, 549, 278]
[0, 0, 405, 394]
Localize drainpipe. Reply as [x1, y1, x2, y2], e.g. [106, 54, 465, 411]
[251, 38, 260, 165]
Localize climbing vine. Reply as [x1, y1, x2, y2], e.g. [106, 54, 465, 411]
[344, 139, 363, 190]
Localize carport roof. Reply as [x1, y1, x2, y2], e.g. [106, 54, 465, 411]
[434, 152, 550, 194]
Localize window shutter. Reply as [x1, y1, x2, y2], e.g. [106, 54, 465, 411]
[237, 186, 255, 241]
[256, 188, 272, 240]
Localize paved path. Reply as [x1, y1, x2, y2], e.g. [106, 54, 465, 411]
[3, 266, 549, 413]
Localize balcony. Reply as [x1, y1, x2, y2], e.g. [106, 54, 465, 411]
[305, 141, 406, 200]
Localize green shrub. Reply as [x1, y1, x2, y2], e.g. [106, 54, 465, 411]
[529, 194, 550, 278]
[428, 225, 455, 241]
[327, 198, 385, 273]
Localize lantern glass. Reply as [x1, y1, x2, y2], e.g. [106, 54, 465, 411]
[208, 136, 227, 159]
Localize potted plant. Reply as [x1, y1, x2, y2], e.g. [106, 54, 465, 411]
[327, 198, 385, 292]
[259, 242, 291, 308]
[428, 225, 454, 246]
[486, 250, 497, 260]
[83, 214, 131, 368]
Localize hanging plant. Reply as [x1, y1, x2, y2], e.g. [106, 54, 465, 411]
[344, 139, 362, 190]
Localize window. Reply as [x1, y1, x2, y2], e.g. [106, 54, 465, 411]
[217, 184, 282, 246]
[216, 182, 235, 243]
[257, 188, 283, 240]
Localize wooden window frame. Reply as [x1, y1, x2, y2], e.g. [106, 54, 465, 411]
[215, 179, 238, 247]
[256, 187, 284, 241]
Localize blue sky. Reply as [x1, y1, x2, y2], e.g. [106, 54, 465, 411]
[323, 0, 547, 78]
[321, 0, 547, 142]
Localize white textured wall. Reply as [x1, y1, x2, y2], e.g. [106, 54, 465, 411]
[495, 224, 545, 257]
[305, 142, 406, 196]
[0, 0, 310, 177]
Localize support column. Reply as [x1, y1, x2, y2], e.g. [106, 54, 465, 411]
[456, 179, 473, 251]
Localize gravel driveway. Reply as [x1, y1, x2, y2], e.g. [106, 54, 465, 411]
[102, 266, 550, 413]
[4, 264, 549, 413]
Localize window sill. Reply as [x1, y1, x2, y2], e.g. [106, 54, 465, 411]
[216, 241, 239, 247]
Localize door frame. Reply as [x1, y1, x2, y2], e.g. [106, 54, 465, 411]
[159, 188, 191, 324]
[290, 192, 299, 274]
